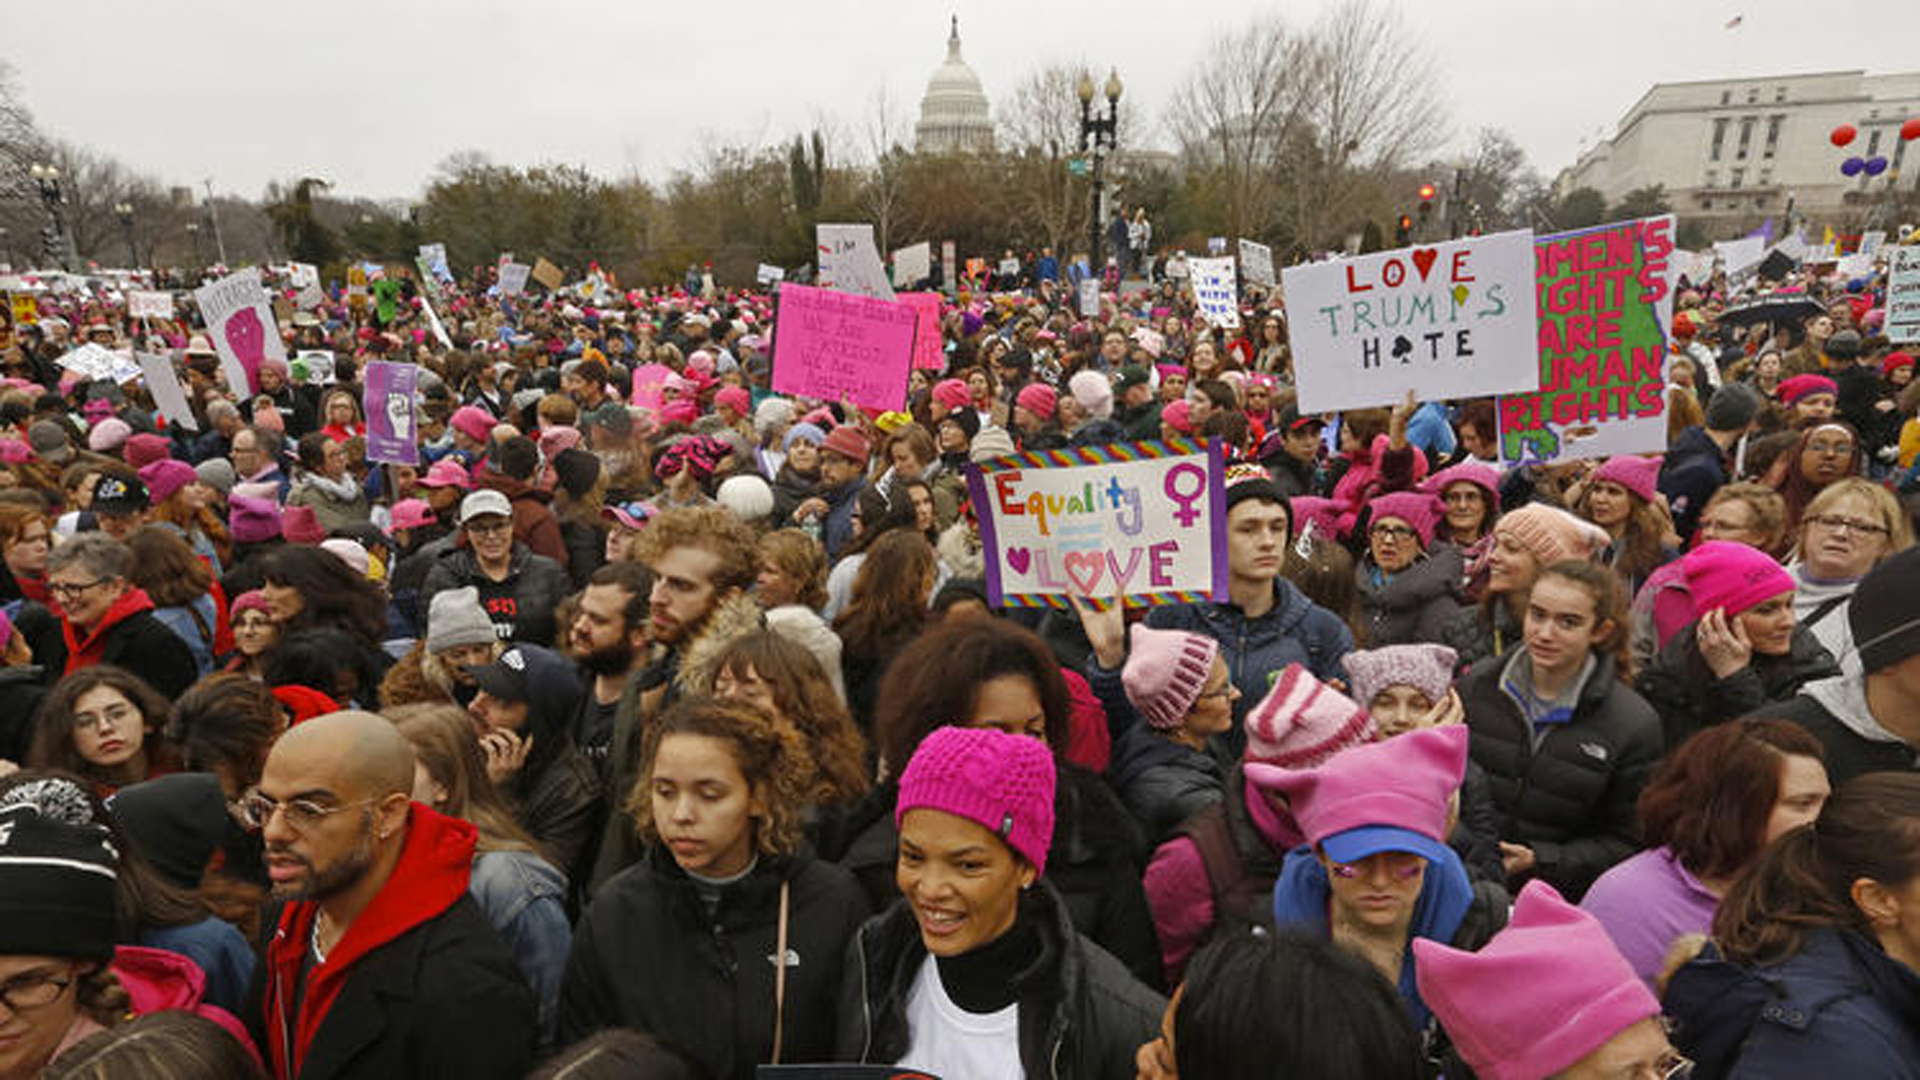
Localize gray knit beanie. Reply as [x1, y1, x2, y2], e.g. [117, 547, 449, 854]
[426, 586, 498, 654]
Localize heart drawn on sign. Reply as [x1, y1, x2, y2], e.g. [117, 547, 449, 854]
[1452, 284, 1470, 306]
[1410, 248, 1438, 281]
[1063, 551, 1105, 595]
[1005, 548, 1032, 575]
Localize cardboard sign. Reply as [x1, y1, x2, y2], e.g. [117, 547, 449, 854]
[194, 266, 285, 396]
[630, 362, 674, 412]
[346, 264, 369, 309]
[940, 240, 957, 295]
[898, 292, 946, 370]
[1207, 236, 1228, 256]
[1499, 216, 1676, 465]
[531, 258, 564, 291]
[362, 361, 419, 466]
[418, 242, 452, 282]
[892, 242, 931, 288]
[498, 262, 531, 297]
[128, 290, 173, 319]
[1888, 245, 1920, 345]
[1188, 256, 1241, 330]
[816, 224, 895, 300]
[294, 349, 337, 385]
[1859, 231, 1887, 257]
[996, 257, 1020, 277]
[756, 263, 785, 286]
[1238, 239, 1276, 287]
[966, 438, 1228, 610]
[9, 294, 36, 326]
[769, 283, 916, 411]
[1712, 237, 1766, 279]
[135, 351, 198, 431]
[414, 256, 444, 307]
[1077, 278, 1101, 317]
[1283, 230, 1537, 414]
[56, 343, 142, 384]
[420, 294, 453, 349]
[289, 262, 324, 309]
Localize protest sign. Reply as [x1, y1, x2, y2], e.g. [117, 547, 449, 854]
[57, 343, 142, 384]
[531, 258, 564, 291]
[136, 352, 198, 431]
[1837, 252, 1875, 278]
[770, 283, 916, 411]
[756, 263, 785, 286]
[1283, 229, 1537, 414]
[420, 294, 453, 349]
[1712, 237, 1766, 278]
[1077, 278, 1101, 317]
[997, 257, 1020, 277]
[418, 243, 452, 282]
[498, 262, 531, 297]
[9, 294, 36, 325]
[816, 224, 895, 300]
[1238, 239, 1275, 287]
[892, 242, 931, 288]
[127, 290, 173, 319]
[898, 292, 946, 370]
[1189, 257, 1241, 329]
[289, 263, 324, 309]
[965, 438, 1227, 610]
[1860, 231, 1887, 257]
[1498, 216, 1676, 466]
[414, 257, 444, 306]
[940, 241, 957, 295]
[293, 350, 337, 385]
[1888, 245, 1920, 345]
[194, 266, 284, 396]
[630, 362, 675, 412]
[362, 361, 419, 466]
[1207, 237, 1228, 256]
[346, 264, 369, 309]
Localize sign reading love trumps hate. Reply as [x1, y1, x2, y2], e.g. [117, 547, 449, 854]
[967, 439, 1227, 610]
[1283, 230, 1537, 414]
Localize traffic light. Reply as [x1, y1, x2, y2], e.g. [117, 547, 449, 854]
[1417, 182, 1437, 223]
[1395, 215, 1413, 245]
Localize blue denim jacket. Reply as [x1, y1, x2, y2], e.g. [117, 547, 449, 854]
[469, 849, 571, 1049]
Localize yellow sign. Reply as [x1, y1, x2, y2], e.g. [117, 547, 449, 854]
[8, 294, 37, 326]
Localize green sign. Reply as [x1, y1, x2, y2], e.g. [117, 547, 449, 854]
[1067, 157, 1091, 178]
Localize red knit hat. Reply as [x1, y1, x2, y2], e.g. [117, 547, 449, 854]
[1778, 373, 1838, 407]
[1883, 352, 1915, 380]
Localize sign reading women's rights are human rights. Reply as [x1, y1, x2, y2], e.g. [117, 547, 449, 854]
[966, 439, 1227, 610]
[1283, 230, 1539, 414]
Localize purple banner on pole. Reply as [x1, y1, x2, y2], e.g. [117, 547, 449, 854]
[362, 361, 419, 466]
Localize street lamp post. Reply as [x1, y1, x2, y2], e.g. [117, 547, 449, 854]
[1077, 68, 1122, 275]
[186, 221, 202, 267]
[29, 163, 74, 271]
[115, 202, 137, 268]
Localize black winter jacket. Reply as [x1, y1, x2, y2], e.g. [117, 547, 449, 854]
[1439, 599, 1524, 674]
[1461, 651, 1663, 900]
[1356, 545, 1466, 647]
[560, 846, 869, 1080]
[1637, 621, 1839, 750]
[1108, 727, 1225, 848]
[1761, 678, 1920, 785]
[419, 543, 570, 647]
[836, 882, 1165, 1080]
[510, 738, 602, 886]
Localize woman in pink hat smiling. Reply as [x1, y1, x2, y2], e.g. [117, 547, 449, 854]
[1572, 454, 1678, 597]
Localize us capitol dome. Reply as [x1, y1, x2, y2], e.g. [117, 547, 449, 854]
[914, 16, 994, 154]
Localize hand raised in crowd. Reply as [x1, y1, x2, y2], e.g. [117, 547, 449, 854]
[1388, 389, 1417, 450]
[480, 728, 533, 787]
[1068, 593, 1127, 670]
[1695, 606, 1754, 680]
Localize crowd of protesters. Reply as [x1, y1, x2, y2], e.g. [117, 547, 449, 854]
[0, 232, 1916, 1080]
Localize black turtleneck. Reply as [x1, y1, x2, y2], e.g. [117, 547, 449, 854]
[932, 895, 1042, 1014]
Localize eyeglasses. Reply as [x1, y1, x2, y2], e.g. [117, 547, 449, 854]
[464, 518, 513, 536]
[0, 970, 73, 1012]
[238, 791, 382, 833]
[1196, 682, 1237, 700]
[1370, 524, 1419, 541]
[47, 578, 109, 601]
[1806, 514, 1887, 537]
[1328, 852, 1426, 880]
[73, 703, 135, 732]
[1806, 439, 1853, 456]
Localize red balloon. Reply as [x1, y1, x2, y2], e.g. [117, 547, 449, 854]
[1831, 124, 1857, 147]
[1904, 118, 1920, 142]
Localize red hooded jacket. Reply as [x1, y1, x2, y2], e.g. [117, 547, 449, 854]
[60, 585, 159, 671]
[261, 805, 477, 1079]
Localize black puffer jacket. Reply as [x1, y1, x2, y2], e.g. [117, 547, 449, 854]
[1108, 727, 1225, 848]
[1356, 544, 1466, 647]
[561, 846, 869, 1080]
[1636, 621, 1840, 750]
[419, 543, 570, 647]
[1438, 598, 1524, 674]
[836, 882, 1165, 1080]
[1461, 651, 1663, 900]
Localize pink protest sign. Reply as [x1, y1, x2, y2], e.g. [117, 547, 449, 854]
[770, 283, 917, 411]
[899, 292, 946, 370]
[630, 362, 674, 412]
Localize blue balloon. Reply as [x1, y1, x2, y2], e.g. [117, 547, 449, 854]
[1841, 156, 1865, 177]
[1865, 156, 1889, 176]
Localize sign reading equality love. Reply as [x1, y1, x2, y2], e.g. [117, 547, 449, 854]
[966, 439, 1227, 610]
[194, 266, 286, 397]
[1500, 215, 1677, 465]
[769, 283, 917, 411]
[1284, 230, 1537, 414]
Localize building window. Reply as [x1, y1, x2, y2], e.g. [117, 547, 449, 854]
[1704, 169, 1719, 188]
[1730, 168, 1745, 189]
[1699, 197, 1713, 209]
[1898, 137, 1909, 168]
[1745, 87, 1758, 103]
[1775, 85, 1787, 102]
[1764, 115, 1783, 158]
[1759, 168, 1772, 186]
[1737, 117, 1755, 159]
[1720, 90, 1732, 105]
[1711, 118, 1729, 161]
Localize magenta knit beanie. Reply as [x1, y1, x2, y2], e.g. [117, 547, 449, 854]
[896, 726, 1056, 874]
[1161, 399, 1193, 434]
[451, 405, 496, 444]
[1016, 383, 1058, 421]
[1122, 624, 1220, 731]
[932, 379, 971, 411]
[137, 459, 197, 505]
[1369, 491, 1443, 549]
[1495, 503, 1609, 569]
[1422, 460, 1502, 512]
[1288, 496, 1344, 545]
[1245, 724, 1468, 863]
[1682, 540, 1794, 618]
[1592, 454, 1660, 504]
[714, 385, 752, 418]
[1243, 664, 1376, 768]
[1413, 880, 1659, 1080]
[1342, 643, 1459, 713]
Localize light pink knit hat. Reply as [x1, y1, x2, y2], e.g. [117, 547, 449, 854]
[1122, 624, 1220, 731]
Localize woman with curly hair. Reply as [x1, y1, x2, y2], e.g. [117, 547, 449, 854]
[27, 666, 180, 798]
[557, 696, 870, 1080]
[706, 630, 870, 812]
[1572, 455, 1679, 597]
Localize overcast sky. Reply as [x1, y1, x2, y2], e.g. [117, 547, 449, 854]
[7, 0, 1917, 203]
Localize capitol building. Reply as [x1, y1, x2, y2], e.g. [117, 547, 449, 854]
[914, 17, 994, 155]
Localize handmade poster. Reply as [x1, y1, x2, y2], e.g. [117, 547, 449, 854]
[346, 264, 369, 309]
[372, 279, 400, 326]
[414, 257, 444, 306]
[898, 292, 946, 370]
[531, 258, 564, 291]
[362, 361, 419, 466]
[9, 294, 37, 325]
[1207, 237, 1228, 256]
[56, 343, 142, 384]
[418, 243, 453, 282]
[966, 438, 1228, 610]
[194, 266, 284, 396]
[769, 283, 916, 411]
[420, 294, 453, 349]
[1077, 278, 1101, 317]
[1712, 237, 1765, 279]
[997, 257, 1020, 277]
[127, 290, 173, 319]
[1859, 231, 1887, 257]
[498, 262, 531, 297]
[289, 263, 324, 309]
[1498, 216, 1676, 465]
[135, 351, 198, 431]
[1888, 246, 1920, 345]
[1187, 256, 1241, 330]
[293, 350, 337, 385]
[630, 362, 674, 412]
[1283, 229, 1536, 414]
[940, 241, 957, 295]
[816, 224, 895, 300]
[756, 263, 785, 286]
[892, 242, 931, 288]
[1238, 239, 1276, 287]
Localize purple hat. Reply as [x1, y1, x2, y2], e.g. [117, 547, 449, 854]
[1122, 624, 1220, 731]
[1243, 664, 1376, 768]
[1245, 724, 1468, 867]
[1591, 455, 1660, 505]
[228, 494, 282, 544]
[1368, 490, 1443, 549]
[1342, 643, 1459, 713]
[896, 726, 1056, 874]
[1682, 540, 1794, 619]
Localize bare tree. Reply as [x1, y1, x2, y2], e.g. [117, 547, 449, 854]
[996, 63, 1113, 259]
[856, 84, 912, 255]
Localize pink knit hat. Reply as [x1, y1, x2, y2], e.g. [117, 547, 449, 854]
[1245, 724, 1468, 865]
[1495, 503, 1609, 568]
[1342, 643, 1459, 713]
[137, 459, 197, 505]
[1016, 383, 1057, 421]
[122, 433, 172, 470]
[1122, 624, 1220, 731]
[228, 494, 281, 544]
[87, 418, 131, 453]
[537, 425, 582, 463]
[1682, 540, 1794, 618]
[1778, 372, 1838, 407]
[1413, 880, 1660, 1080]
[932, 379, 971, 411]
[1067, 370, 1114, 420]
[1288, 496, 1343, 545]
[1368, 491, 1442, 549]
[1161, 399, 1193, 435]
[896, 726, 1057, 874]
[714, 385, 752, 418]
[419, 459, 474, 491]
[451, 405, 496, 444]
[660, 399, 700, 427]
[1243, 664, 1376, 768]
[1422, 460, 1501, 512]
[1591, 455, 1660, 504]
[230, 589, 272, 620]
[282, 505, 326, 545]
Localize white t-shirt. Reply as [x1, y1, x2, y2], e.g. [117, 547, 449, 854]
[898, 954, 1023, 1080]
